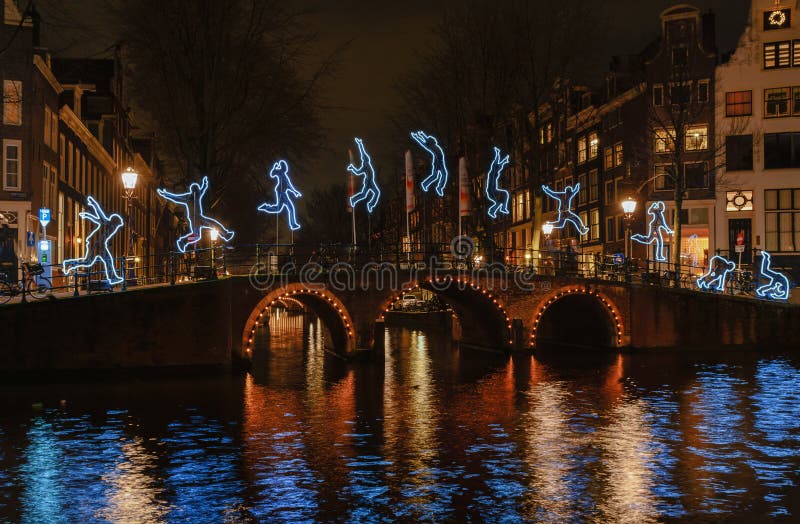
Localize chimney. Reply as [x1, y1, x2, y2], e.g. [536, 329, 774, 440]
[702, 9, 717, 54]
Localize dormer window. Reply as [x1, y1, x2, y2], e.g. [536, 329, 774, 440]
[672, 47, 688, 67]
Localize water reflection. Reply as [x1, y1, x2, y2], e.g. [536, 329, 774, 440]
[1, 312, 800, 522]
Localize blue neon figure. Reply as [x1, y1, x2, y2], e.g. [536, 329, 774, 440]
[157, 176, 235, 252]
[542, 184, 589, 236]
[410, 130, 448, 197]
[62, 196, 124, 285]
[696, 255, 736, 292]
[347, 137, 381, 213]
[631, 201, 673, 262]
[485, 147, 511, 219]
[258, 160, 302, 231]
[756, 251, 790, 300]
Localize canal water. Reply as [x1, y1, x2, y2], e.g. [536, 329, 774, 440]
[1, 310, 800, 522]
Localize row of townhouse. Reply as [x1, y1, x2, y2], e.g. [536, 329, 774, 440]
[0, 1, 175, 279]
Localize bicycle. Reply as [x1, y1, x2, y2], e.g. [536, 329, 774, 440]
[0, 262, 53, 304]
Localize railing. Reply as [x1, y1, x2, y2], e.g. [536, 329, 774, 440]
[0, 242, 792, 304]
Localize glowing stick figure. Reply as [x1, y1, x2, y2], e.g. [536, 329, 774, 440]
[62, 196, 124, 285]
[485, 147, 511, 219]
[631, 201, 673, 262]
[258, 160, 302, 231]
[542, 184, 589, 236]
[696, 255, 736, 292]
[756, 251, 791, 300]
[157, 176, 234, 253]
[410, 130, 448, 197]
[347, 137, 381, 213]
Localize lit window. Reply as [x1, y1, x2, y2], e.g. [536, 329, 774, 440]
[577, 173, 587, 205]
[577, 136, 587, 164]
[3, 80, 22, 125]
[725, 90, 752, 116]
[654, 129, 674, 153]
[765, 87, 791, 117]
[588, 132, 599, 159]
[590, 209, 600, 241]
[603, 147, 613, 170]
[726, 190, 754, 212]
[613, 142, 623, 166]
[685, 125, 708, 151]
[764, 41, 791, 69]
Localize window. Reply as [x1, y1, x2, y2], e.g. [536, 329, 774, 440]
[604, 179, 615, 205]
[617, 216, 625, 242]
[613, 142, 623, 166]
[589, 169, 599, 202]
[50, 111, 58, 150]
[698, 80, 710, 103]
[590, 209, 600, 241]
[604, 147, 613, 169]
[588, 132, 599, 159]
[794, 40, 800, 67]
[764, 41, 791, 69]
[764, 132, 800, 169]
[577, 173, 587, 205]
[3, 140, 21, 190]
[726, 190, 754, 212]
[577, 136, 587, 164]
[653, 84, 664, 106]
[726, 135, 753, 171]
[685, 125, 708, 151]
[606, 217, 615, 242]
[764, 9, 791, 30]
[765, 87, 791, 117]
[579, 211, 589, 238]
[765, 188, 800, 252]
[684, 162, 708, 189]
[672, 47, 688, 67]
[795, 86, 800, 115]
[44, 106, 52, 147]
[670, 83, 691, 105]
[654, 129, 674, 153]
[3, 80, 22, 125]
[654, 165, 675, 191]
[725, 90, 752, 116]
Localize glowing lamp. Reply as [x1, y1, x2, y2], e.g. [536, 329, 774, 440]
[210, 228, 219, 242]
[622, 196, 637, 216]
[121, 167, 139, 197]
[542, 223, 554, 237]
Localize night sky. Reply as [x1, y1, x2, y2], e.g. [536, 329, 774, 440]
[44, 0, 751, 189]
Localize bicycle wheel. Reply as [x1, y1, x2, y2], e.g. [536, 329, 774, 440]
[0, 281, 13, 304]
[28, 277, 52, 300]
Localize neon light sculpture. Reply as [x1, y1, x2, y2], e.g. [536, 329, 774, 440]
[410, 130, 448, 197]
[696, 255, 736, 292]
[347, 137, 381, 213]
[62, 196, 124, 285]
[485, 147, 511, 219]
[157, 176, 234, 253]
[257, 160, 302, 230]
[631, 201, 673, 262]
[756, 251, 790, 300]
[542, 183, 589, 236]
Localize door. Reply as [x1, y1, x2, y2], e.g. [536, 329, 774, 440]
[728, 218, 752, 265]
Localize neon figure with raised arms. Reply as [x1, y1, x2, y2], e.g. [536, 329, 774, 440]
[485, 147, 511, 219]
[62, 196, 124, 285]
[410, 130, 448, 197]
[756, 251, 790, 300]
[258, 160, 302, 231]
[542, 183, 589, 236]
[347, 137, 381, 213]
[631, 201, 673, 262]
[157, 176, 234, 252]
[696, 255, 736, 292]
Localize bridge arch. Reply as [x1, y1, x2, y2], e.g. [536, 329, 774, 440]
[242, 283, 355, 357]
[377, 275, 514, 349]
[530, 286, 624, 350]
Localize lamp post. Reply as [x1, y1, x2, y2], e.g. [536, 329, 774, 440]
[121, 166, 139, 291]
[621, 196, 637, 260]
[209, 228, 219, 280]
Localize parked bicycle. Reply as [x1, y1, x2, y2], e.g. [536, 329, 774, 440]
[0, 262, 53, 304]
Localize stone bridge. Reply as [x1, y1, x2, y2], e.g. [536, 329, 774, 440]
[2, 270, 799, 374]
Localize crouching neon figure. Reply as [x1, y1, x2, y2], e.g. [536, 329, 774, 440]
[696, 255, 736, 292]
[62, 196, 124, 285]
[756, 251, 791, 300]
[157, 176, 234, 252]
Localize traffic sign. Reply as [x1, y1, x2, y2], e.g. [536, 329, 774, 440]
[39, 208, 51, 228]
[735, 244, 745, 253]
[26, 231, 35, 247]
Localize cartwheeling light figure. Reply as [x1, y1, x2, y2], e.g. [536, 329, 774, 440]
[485, 147, 511, 219]
[542, 183, 589, 236]
[631, 201, 673, 262]
[347, 137, 381, 213]
[410, 130, 449, 197]
[62, 196, 124, 285]
[258, 160, 302, 231]
[756, 251, 791, 300]
[157, 176, 234, 252]
[696, 255, 736, 292]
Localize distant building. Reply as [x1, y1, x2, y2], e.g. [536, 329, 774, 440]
[714, 0, 800, 278]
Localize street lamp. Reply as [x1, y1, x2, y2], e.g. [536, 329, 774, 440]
[621, 196, 637, 259]
[121, 166, 139, 291]
[209, 228, 219, 280]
